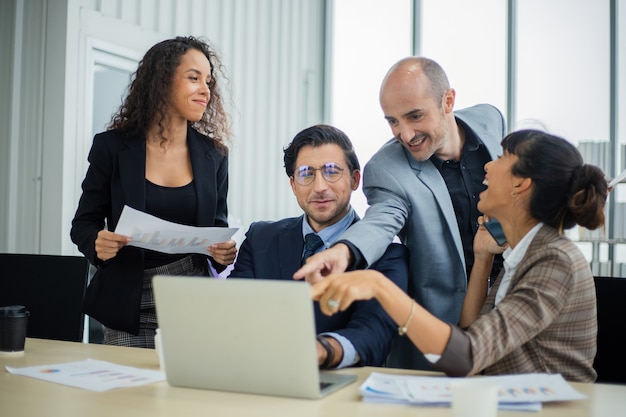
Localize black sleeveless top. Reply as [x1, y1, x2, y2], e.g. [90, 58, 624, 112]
[143, 179, 198, 268]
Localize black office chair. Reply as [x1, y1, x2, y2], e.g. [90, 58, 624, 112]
[0, 253, 90, 342]
[593, 275, 626, 384]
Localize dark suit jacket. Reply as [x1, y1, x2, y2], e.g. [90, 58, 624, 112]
[70, 126, 229, 334]
[229, 216, 409, 366]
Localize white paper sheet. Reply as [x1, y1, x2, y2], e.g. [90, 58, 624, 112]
[114, 205, 238, 255]
[6, 359, 165, 392]
[608, 168, 626, 188]
[360, 372, 586, 412]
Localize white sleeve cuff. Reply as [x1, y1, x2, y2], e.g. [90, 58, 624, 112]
[320, 332, 358, 369]
[424, 353, 441, 363]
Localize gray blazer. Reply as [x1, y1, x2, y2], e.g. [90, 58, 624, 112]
[339, 104, 505, 369]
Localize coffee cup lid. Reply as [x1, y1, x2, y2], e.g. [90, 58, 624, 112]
[0, 305, 30, 317]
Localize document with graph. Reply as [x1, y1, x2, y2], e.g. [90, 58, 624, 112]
[114, 205, 238, 255]
[6, 359, 165, 392]
[359, 372, 585, 412]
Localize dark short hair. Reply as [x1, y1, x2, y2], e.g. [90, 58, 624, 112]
[502, 129, 607, 231]
[283, 124, 360, 177]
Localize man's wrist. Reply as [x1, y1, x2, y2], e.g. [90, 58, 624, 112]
[334, 240, 365, 270]
[317, 335, 335, 369]
[335, 242, 353, 267]
[317, 335, 345, 369]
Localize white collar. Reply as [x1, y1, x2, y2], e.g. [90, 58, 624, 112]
[495, 222, 544, 305]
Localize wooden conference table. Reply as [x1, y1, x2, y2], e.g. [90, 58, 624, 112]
[1, 338, 625, 417]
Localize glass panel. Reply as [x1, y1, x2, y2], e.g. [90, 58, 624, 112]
[517, 0, 613, 272]
[92, 64, 131, 136]
[330, 0, 412, 216]
[90, 48, 136, 140]
[615, 1, 626, 275]
[421, 0, 507, 112]
[516, 0, 610, 143]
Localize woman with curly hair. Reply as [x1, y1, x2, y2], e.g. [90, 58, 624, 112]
[312, 129, 608, 382]
[71, 36, 236, 348]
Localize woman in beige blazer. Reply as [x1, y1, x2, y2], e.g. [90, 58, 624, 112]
[312, 129, 608, 382]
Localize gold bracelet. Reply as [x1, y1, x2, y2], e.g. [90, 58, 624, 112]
[398, 300, 415, 336]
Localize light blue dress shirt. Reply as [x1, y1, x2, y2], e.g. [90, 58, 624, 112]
[301, 207, 359, 368]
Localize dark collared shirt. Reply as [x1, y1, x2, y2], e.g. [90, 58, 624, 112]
[430, 118, 503, 281]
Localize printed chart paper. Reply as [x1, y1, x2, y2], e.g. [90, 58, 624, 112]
[115, 205, 238, 255]
[360, 372, 586, 412]
[6, 359, 165, 392]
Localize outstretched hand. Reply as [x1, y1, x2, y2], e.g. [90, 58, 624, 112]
[293, 243, 351, 284]
[310, 270, 382, 315]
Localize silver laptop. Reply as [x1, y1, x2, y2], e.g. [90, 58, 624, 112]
[152, 276, 357, 399]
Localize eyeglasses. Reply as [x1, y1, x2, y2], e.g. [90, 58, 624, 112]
[292, 163, 346, 186]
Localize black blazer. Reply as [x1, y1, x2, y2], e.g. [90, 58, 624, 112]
[230, 216, 409, 366]
[70, 126, 229, 334]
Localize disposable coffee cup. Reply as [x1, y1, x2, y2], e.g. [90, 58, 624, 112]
[450, 379, 499, 417]
[0, 305, 30, 356]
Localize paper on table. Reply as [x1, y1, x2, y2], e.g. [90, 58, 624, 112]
[360, 372, 586, 412]
[114, 205, 238, 255]
[6, 359, 165, 392]
[608, 168, 626, 188]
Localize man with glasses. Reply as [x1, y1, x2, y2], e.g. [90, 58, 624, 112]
[230, 124, 408, 369]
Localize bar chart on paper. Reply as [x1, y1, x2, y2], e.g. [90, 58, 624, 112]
[130, 229, 210, 249]
[114, 206, 238, 255]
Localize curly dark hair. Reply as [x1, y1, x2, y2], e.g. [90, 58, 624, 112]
[108, 36, 231, 153]
[501, 129, 608, 232]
